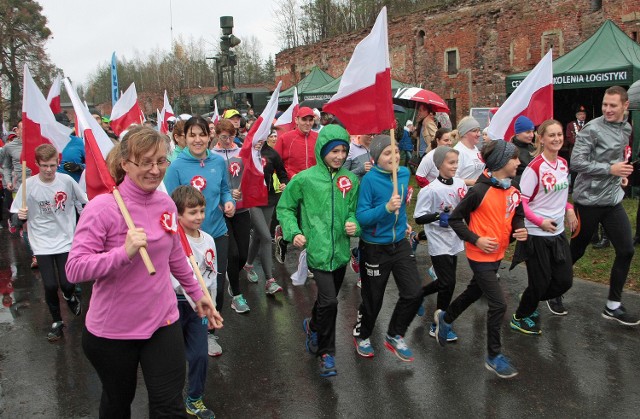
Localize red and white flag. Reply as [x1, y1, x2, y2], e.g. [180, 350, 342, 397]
[110, 82, 144, 137]
[212, 100, 220, 124]
[488, 50, 554, 141]
[21, 65, 71, 175]
[323, 7, 394, 135]
[239, 81, 282, 208]
[63, 78, 116, 199]
[157, 108, 163, 132]
[274, 87, 299, 132]
[46, 74, 62, 115]
[160, 90, 174, 134]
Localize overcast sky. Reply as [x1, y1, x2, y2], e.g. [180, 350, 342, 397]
[37, 0, 280, 86]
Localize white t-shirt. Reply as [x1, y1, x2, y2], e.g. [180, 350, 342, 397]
[454, 142, 485, 182]
[414, 177, 467, 256]
[520, 154, 570, 237]
[416, 149, 439, 184]
[11, 174, 88, 255]
[171, 229, 217, 295]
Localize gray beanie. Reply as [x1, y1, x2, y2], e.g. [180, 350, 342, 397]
[433, 146, 458, 169]
[485, 140, 517, 171]
[370, 134, 392, 164]
[457, 116, 481, 137]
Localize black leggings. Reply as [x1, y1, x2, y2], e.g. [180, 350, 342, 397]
[571, 203, 634, 302]
[225, 211, 251, 296]
[82, 323, 188, 419]
[37, 253, 74, 322]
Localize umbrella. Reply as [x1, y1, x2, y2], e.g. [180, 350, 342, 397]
[394, 87, 450, 113]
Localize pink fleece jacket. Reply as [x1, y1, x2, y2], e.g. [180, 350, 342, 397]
[66, 176, 204, 339]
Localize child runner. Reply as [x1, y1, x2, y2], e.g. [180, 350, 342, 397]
[509, 120, 577, 335]
[277, 124, 360, 377]
[11, 144, 87, 340]
[435, 140, 527, 378]
[351, 134, 423, 361]
[170, 185, 220, 419]
[414, 146, 467, 342]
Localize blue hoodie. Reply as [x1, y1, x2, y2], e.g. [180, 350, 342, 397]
[356, 165, 410, 244]
[163, 148, 233, 239]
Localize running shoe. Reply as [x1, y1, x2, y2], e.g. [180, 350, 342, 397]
[207, 334, 222, 357]
[47, 321, 64, 342]
[30, 256, 38, 269]
[434, 309, 451, 347]
[302, 317, 318, 354]
[185, 397, 215, 418]
[509, 314, 541, 335]
[427, 265, 437, 281]
[354, 337, 374, 358]
[349, 247, 360, 274]
[231, 294, 250, 313]
[243, 265, 258, 283]
[7, 220, 16, 234]
[319, 354, 337, 377]
[602, 305, 640, 326]
[274, 225, 286, 264]
[356, 278, 361, 288]
[428, 323, 458, 341]
[416, 303, 425, 317]
[265, 278, 283, 295]
[547, 297, 568, 316]
[65, 294, 82, 316]
[384, 334, 414, 362]
[485, 354, 518, 378]
[409, 231, 419, 252]
[307, 270, 314, 279]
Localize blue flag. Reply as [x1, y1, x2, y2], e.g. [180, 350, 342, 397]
[111, 52, 119, 107]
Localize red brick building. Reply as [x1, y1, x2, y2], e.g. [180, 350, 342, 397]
[275, 0, 640, 125]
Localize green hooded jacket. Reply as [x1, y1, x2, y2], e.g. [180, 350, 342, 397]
[276, 124, 361, 271]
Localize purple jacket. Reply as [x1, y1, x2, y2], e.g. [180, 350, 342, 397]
[66, 176, 204, 339]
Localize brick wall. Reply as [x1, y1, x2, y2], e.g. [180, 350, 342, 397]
[275, 0, 640, 124]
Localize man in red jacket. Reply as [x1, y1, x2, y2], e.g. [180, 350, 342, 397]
[273, 107, 319, 263]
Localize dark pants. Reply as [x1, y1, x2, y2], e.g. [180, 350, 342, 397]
[423, 254, 458, 311]
[178, 301, 208, 400]
[213, 234, 229, 312]
[444, 260, 505, 358]
[82, 322, 188, 419]
[516, 234, 573, 317]
[309, 266, 347, 357]
[571, 203, 634, 302]
[225, 211, 251, 296]
[37, 253, 74, 322]
[354, 240, 422, 339]
[635, 198, 640, 239]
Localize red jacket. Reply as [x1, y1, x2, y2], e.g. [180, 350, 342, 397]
[274, 128, 318, 179]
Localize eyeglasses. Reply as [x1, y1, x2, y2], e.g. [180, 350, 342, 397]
[218, 134, 232, 140]
[127, 159, 170, 170]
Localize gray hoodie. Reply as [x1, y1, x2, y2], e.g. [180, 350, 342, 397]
[571, 115, 630, 206]
[3, 138, 32, 190]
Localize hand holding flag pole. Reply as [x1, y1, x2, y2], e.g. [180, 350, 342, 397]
[177, 224, 223, 329]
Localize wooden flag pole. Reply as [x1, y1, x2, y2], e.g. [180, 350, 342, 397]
[112, 188, 156, 275]
[389, 128, 399, 196]
[21, 162, 27, 208]
[186, 253, 222, 329]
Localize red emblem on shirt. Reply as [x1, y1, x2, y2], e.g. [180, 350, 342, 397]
[204, 248, 215, 271]
[336, 176, 352, 198]
[405, 186, 413, 205]
[507, 190, 521, 213]
[625, 145, 632, 162]
[229, 162, 241, 177]
[457, 187, 466, 199]
[190, 176, 206, 191]
[54, 191, 67, 210]
[160, 211, 178, 233]
[541, 171, 557, 192]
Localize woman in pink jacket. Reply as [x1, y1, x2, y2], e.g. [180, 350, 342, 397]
[66, 126, 220, 418]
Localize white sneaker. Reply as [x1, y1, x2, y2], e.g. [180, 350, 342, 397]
[208, 334, 222, 357]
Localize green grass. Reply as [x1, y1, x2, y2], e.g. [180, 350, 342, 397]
[407, 176, 639, 289]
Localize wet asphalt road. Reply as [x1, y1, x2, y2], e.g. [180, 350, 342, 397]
[1, 225, 640, 418]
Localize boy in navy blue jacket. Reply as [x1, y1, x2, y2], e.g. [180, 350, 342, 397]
[352, 135, 423, 361]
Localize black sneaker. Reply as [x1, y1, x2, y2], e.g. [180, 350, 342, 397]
[546, 297, 568, 316]
[602, 305, 640, 326]
[66, 294, 82, 316]
[47, 321, 64, 342]
[510, 314, 541, 335]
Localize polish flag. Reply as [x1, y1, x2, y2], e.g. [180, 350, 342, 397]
[488, 50, 554, 141]
[322, 7, 394, 135]
[46, 74, 62, 115]
[239, 81, 282, 208]
[63, 78, 116, 199]
[212, 100, 220, 125]
[110, 82, 144, 137]
[160, 90, 174, 134]
[20, 65, 71, 175]
[157, 108, 163, 132]
[274, 87, 299, 133]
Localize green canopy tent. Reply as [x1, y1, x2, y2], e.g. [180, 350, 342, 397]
[278, 66, 335, 105]
[505, 20, 640, 166]
[300, 77, 411, 102]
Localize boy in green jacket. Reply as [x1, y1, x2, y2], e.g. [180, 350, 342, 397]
[277, 124, 360, 377]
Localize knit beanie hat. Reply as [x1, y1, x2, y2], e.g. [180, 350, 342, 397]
[433, 146, 457, 169]
[514, 115, 535, 134]
[320, 139, 349, 159]
[370, 134, 392, 164]
[457, 117, 480, 137]
[485, 140, 517, 171]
